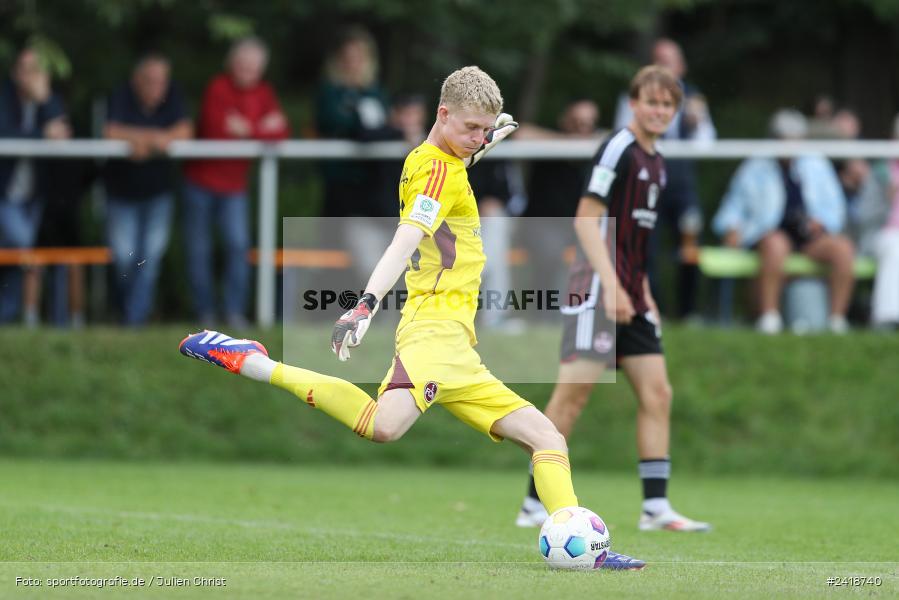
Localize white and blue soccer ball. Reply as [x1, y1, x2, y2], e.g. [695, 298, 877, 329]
[538, 506, 611, 569]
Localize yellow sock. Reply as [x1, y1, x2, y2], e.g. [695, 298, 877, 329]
[532, 450, 578, 514]
[270, 363, 378, 439]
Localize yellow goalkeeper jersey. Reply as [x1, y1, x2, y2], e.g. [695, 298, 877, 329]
[397, 142, 485, 344]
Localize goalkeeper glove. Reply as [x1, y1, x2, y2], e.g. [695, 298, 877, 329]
[464, 113, 518, 168]
[331, 293, 379, 362]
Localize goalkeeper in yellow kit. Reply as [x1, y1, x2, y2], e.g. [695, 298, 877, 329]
[180, 66, 644, 570]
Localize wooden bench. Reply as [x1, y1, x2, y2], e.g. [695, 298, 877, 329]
[0, 247, 111, 266]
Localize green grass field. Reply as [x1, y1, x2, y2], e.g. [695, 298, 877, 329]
[1, 460, 896, 598]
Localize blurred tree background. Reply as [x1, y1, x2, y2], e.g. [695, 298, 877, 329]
[2, 0, 899, 318]
[4, 0, 899, 135]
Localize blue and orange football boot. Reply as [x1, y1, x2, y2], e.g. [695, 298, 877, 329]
[598, 550, 646, 571]
[179, 330, 268, 374]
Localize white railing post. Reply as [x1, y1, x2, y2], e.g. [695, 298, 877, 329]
[256, 148, 279, 327]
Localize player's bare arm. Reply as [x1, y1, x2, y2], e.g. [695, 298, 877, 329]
[573, 195, 635, 323]
[332, 223, 425, 361]
[364, 224, 425, 300]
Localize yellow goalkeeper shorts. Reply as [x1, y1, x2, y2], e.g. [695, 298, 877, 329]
[377, 319, 532, 441]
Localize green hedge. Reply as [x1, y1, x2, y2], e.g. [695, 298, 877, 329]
[1, 326, 896, 477]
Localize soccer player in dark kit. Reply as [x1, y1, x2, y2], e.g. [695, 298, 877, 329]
[516, 66, 711, 533]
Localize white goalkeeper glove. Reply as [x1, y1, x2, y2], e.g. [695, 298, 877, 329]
[464, 113, 518, 168]
[331, 293, 379, 362]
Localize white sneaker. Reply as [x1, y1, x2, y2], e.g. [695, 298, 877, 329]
[828, 315, 849, 334]
[639, 508, 712, 532]
[515, 497, 548, 528]
[756, 311, 783, 335]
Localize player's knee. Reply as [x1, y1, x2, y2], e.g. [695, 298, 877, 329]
[534, 423, 567, 453]
[371, 422, 406, 443]
[559, 384, 592, 412]
[656, 383, 673, 413]
[642, 382, 672, 415]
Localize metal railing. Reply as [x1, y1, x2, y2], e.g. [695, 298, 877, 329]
[2, 138, 897, 326]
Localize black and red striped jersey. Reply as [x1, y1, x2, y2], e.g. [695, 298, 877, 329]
[565, 128, 666, 315]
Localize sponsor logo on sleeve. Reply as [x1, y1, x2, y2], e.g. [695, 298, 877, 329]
[648, 183, 659, 209]
[587, 166, 616, 197]
[408, 194, 442, 229]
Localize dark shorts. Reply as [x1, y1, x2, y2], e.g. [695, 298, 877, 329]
[560, 309, 663, 366]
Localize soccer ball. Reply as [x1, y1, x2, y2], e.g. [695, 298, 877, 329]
[538, 506, 611, 569]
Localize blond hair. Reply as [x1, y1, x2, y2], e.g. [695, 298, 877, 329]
[439, 66, 503, 115]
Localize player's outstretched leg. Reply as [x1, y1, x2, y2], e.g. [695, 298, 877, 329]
[179, 330, 382, 440]
[622, 354, 711, 533]
[517, 360, 600, 528]
[493, 406, 645, 571]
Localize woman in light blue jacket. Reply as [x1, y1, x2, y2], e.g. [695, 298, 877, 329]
[711, 109, 856, 334]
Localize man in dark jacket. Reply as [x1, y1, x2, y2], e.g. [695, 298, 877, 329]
[0, 46, 70, 323]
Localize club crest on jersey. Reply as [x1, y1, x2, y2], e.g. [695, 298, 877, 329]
[424, 381, 439, 403]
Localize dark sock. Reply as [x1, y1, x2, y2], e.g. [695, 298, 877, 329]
[527, 474, 540, 500]
[639, 458, 671, 505]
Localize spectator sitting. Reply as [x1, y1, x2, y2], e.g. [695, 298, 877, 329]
[0, 46, 71, 324]
[840, 158, 887, 260]
[712, 109, 854, 334]
[103, 53, 192, 326]
[868, 114, 899, 328]
[183, 36, 289, 328]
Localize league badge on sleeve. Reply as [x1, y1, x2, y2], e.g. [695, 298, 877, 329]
[408, 194, 442, 229]
[587, 166, 616, 197]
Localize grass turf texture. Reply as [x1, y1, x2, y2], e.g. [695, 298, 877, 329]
[0, 325, 897, 477]
[1, 460, 896, 599]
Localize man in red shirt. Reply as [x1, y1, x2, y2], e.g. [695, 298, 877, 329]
[183, 36, 289, 328]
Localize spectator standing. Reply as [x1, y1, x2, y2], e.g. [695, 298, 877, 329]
[103, 53, 192, 326]
[315, 27, 389, 284]
[34, 159, 97, 327]
[316, 28, 388, 218]
[520, 99, 602, 308]
[614, 38, 715, 321]
[0, 46, 71, 324]
[469, 160, 522, 330]
[183, 37, 289, 328]
[712, 109, 854, 334]
[354, 94, 427, 277]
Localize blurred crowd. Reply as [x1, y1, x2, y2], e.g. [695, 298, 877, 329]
[1, 29, 898, 333]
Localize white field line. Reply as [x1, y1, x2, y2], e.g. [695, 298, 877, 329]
[4, 504, 898, 567]
[9, 503, 533, 551]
